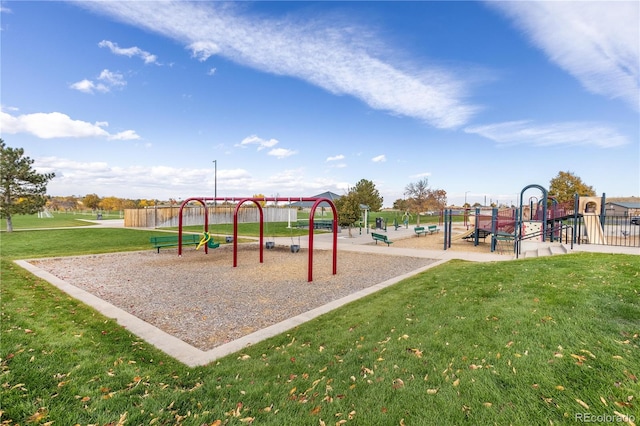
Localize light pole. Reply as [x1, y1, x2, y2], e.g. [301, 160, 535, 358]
[464, 191, 470, 206]
[213, 160, 217, 206]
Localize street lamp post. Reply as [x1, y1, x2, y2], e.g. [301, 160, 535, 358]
[465, 191, 470, 206]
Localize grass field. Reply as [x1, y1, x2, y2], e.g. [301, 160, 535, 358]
[0, 211, 120, 231]
[1, 226, 638, 425]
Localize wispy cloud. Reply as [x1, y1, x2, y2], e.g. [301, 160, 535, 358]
[77, 1, 479, 129]
[410, 172, 431, 178]
[0, 109, 140, 140]
[371, 154, 386, 163]
[326, 154, 345, 162]
[487, 1, 639, 110]
[237, 135, 279, 150]
[465, 120, 628, 148]
[70, 69, 126, 94]
[98, 40, 158, 64]
[268, 148, 297, 159]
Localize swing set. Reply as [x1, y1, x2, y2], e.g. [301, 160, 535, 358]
[177, 196, 339, 282]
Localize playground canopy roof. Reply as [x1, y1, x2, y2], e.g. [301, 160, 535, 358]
[290, 191, 342, 208]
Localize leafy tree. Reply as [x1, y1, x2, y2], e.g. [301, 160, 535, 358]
[549, 171, 595, 204]
[253, 193, 267, 207]
[404, 178, 447, 225]
[100, 196, 125, 211]
[83, 193, 101, 211]
[335, 189, 361, 237]
[352, 179, 383, 212]
[0, 139, 55, 232]
[393, 198, 409, 211]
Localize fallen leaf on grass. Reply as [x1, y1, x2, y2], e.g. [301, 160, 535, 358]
[575, 399, 589, 410]
[27, 408, 47, 423]
[600, 396, 608, 406]
[392, 379, 404, 389]
[427, 389, 438, 395]
[406, 348, 422, 358]
[555, 385, 565, 391]
[580, 349, 596, 359]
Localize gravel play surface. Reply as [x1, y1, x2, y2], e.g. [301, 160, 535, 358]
[31, 243, 437, 351]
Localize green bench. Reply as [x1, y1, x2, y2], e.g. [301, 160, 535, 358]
[414, 226, 427, 236]
[428, 225, 440, 234]
[372, 232, 393, 246]
[150, 234, 209, 253]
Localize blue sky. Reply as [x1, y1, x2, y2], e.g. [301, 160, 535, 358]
[1, 1, 638, 207]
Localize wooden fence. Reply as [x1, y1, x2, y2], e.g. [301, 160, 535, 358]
[124, 206, 298, 228]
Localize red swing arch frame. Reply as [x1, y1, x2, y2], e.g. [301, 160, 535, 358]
[177, 197, 338, 282]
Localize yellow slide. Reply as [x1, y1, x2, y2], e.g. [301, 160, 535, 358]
[451, 228, 475, 241]
[583, 213, 607, 245]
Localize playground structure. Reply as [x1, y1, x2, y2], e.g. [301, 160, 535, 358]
[177, 196, 338, 282]
[442, 184, 634, 256]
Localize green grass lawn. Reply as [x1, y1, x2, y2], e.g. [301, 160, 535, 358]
[0, 211, 121, 231]
[1, 227, 638, 425]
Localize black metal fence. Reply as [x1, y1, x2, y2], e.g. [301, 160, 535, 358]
[573, 215, 640, 248]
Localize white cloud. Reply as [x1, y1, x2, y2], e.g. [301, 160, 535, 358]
[0, 109, 140, 140]
[78, 1, 479, 128]
[465, 120, 628, 148]
[488, 1, 639, 110]
[410, 172, 431, 178]
[37, 155, 347, 199]
[70, 69, 126, 94]
[207, 67, 217, 76]
[268, 148, 297, 159]
[237, 135, 279, 150]
[69, 79, 101, 94]
[326, 154, 345, 162]
[371, 154, 386, 163]
[98, 40, 158, 64]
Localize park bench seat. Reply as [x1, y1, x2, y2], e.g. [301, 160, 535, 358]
[150, 234, 201, 253]
[414, 226, 427, 236]
[372, 232, 393, 246]
[428, 225, 440, 234]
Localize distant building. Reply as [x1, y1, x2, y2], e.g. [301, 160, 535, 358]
[605, 201, 640, 217]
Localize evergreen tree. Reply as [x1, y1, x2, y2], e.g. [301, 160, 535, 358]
[353, 179, 383, 211]
[1, 139, 56, 232]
